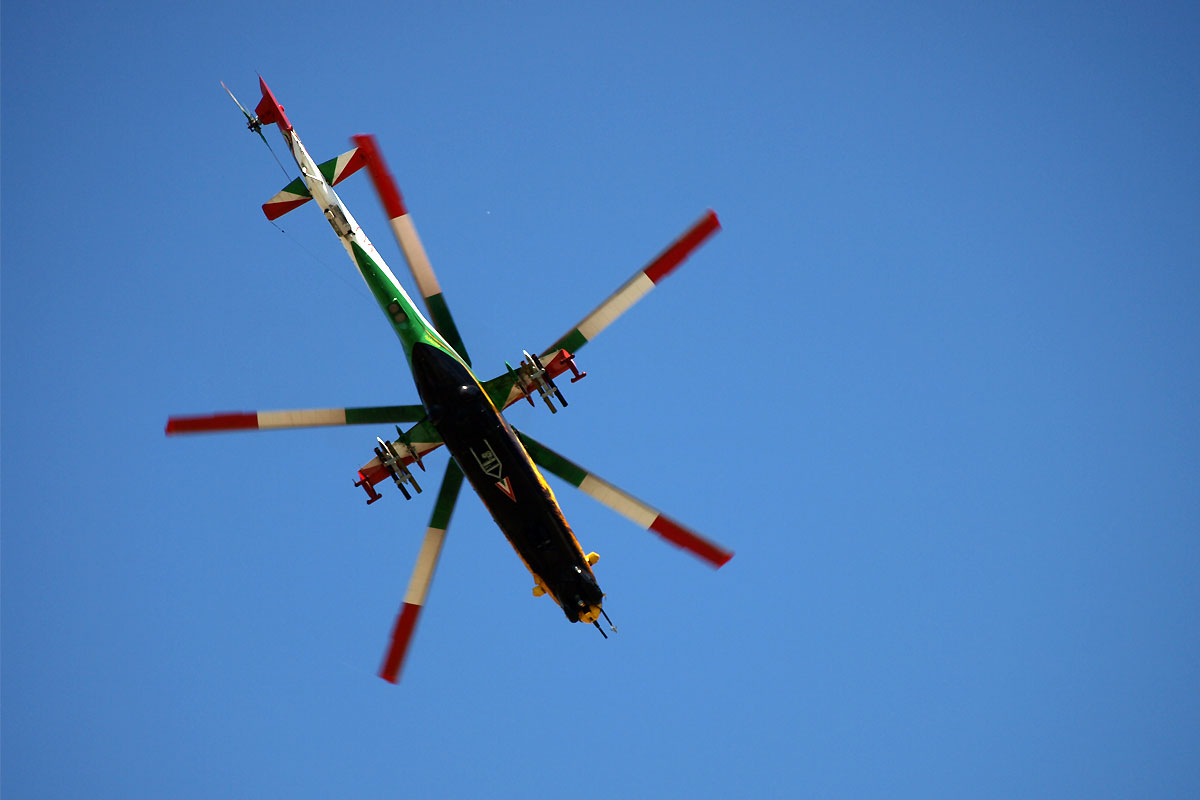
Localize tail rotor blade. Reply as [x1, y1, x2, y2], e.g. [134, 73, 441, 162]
[379, 460, 465, 683]
[221, 80, 291, 176]
[221, 80, 268, 146]
[221, 80, 257, 124]
[543, 210, 721, 358]
[351, 134, 472, 366]
[516, 432, 733, 568]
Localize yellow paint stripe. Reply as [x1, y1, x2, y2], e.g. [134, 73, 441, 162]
[509, 431, 591, 605]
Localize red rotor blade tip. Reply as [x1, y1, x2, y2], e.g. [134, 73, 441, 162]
[165, 412, 258, 435]
[643, 209, 721, 284]
[650, 516, 733, 568]
[379, 603, 422, 683]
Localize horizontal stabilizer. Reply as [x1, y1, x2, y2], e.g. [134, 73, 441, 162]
[350, 134, 473, 366]
[355, 419, 444, 493]
[262, 148, 367, 220]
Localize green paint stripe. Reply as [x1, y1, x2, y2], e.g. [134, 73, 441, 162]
[281, 175, 310, 198]
[430, 461, 465, 529]
[351, 241, 401, 310]
[319, 149, 361, 184]
[270, 191, 308, 203]
[425, 292, 471, 366]
[548, 327, 588, 356]
[482, 372, 519, 409]
[350, 241, 465, 368]
[516, 432, 587, 487]
[317, 153, 339, 184]
[344, 405, 427, 425]
[404, 419, 442, 445]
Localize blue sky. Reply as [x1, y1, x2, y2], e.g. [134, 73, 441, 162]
[3, 2, 1198, 797]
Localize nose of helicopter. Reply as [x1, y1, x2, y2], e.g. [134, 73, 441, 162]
[567, 564, 604, 623]
[578, 603, 603, 624]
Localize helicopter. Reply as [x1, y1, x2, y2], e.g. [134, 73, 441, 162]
[166, 78, 732, 683]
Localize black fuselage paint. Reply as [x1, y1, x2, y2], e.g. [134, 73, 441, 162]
[410, 343, 603, 620]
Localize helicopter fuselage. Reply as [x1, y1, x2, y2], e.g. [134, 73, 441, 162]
[410, 342, 604, 622]
[267, 85, 604, 624]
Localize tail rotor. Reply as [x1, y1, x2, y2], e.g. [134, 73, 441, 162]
[221, 81, 266, 140]
[221, 80, 291, 178]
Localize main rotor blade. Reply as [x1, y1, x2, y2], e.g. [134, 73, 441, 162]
[351, 134, 472, 366]
[543, 210, 721, 359]
[165, 404, 426, 435]
[379, 459, 465, 684]
[516, 432, 733, 568]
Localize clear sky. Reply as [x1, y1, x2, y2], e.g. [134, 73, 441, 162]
[3, 2, 1198, 798]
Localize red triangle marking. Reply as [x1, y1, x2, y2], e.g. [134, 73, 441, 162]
[495, 477, 516, 501]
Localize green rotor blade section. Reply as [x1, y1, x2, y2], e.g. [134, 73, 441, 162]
[515, 431, 587, 487]
[431, 459, 465, 529]
[541, 211, 720, 360]
[379, 458, 464, 684]
[344, 405, 427, 425]
[547, 328, 588, 357]
[426, 292, 471, 367]
[343, 407, 427, 424]
[515, 430, 733, 568]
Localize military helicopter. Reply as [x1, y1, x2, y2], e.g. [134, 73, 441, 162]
[167, 78, 732, 683]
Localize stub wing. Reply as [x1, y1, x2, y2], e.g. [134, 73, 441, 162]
[354, 417, 445, 499]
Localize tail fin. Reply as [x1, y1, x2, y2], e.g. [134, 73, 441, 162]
[254, 77, 292, 132]
[262, 148, 367, 220]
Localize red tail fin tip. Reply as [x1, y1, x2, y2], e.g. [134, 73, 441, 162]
[254, 77, 293, 132]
